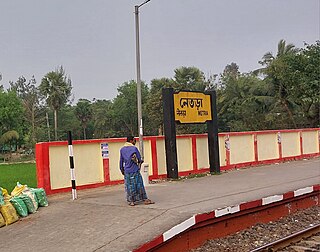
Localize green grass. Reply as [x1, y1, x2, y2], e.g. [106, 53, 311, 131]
[0, 163, 37, 193]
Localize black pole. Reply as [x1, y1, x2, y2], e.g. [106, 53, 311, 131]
[162, 88, 178, 179]
[67, 131, 77, 200]
[206, 90, 220, 174]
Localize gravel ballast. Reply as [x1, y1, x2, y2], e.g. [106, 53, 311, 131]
[191, 205, 319, 252]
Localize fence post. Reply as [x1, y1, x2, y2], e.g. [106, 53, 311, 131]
[67, 131, 77, 200]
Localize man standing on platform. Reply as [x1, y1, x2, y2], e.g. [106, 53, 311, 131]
[119, 136, 154, 206]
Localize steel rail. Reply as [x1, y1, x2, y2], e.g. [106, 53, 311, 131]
[250, 223, 320, 252]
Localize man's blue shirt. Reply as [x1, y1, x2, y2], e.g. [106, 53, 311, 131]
[119, 143, 141, 174]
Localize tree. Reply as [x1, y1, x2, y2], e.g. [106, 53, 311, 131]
[259, 39, 298, 66]
[0, 90, 24, 133]
[9, 76, 44, 147]
[39, 66, 72, 140]
[280, 41, 320, 127]
[218, 63, 241, 91]
[91, 99, 115, 138]
[258, 40, 299, 128]
[296, 41, 320, 127]
[58, 105, 83, 140]
[173, 66, 207, 91]
[146, 78, 175, 135]
[0, 130, 19, 153]
[218, 72, 272, 131]
[222, 62, 240, 79]
[113, 80, 149, 136]
[75, 99, 93, 139]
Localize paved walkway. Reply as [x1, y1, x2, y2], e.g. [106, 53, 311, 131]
[1, 158, 319, 252]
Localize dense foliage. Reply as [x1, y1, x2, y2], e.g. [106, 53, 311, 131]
[0, 41, 319, 151]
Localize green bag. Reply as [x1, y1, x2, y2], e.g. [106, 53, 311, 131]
[18, 195, 36, 214]
[30, 188, 48, 207]
[10, 197, 28, 217]
[0, 189, 4, 206]
[22, 190, 38, 210]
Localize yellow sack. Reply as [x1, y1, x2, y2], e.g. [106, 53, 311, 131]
[0, 201, 19, 225]
[11, 184, 26, 197]
[0, 213, 5, 227]
[1, 188, 11, 201]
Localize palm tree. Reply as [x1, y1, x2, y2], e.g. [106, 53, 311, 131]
[39, 66, 72, 140]
[75, 99, 93, 139]
[218, 73, 273, 131]
[256, 40, 299, 128]
[259, 39, 298, 66]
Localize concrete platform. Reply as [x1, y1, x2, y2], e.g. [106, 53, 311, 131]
[1, 158, 319, 252]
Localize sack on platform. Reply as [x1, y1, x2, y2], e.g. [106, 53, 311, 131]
[1, 188, 11, 201]
[11, 182, 26, 197]
[0, 201, 19, 225]
[0, 189, 4, 206]
[30, 188, 48, 207]
[19, 195, 36, 214]
[22, 190, 38, 211]
[0, 213, 5, 227]
[10, 197, 28, 217]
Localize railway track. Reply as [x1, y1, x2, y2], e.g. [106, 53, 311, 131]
[250, 224, 320, 252]
[136, 188, 319, 252]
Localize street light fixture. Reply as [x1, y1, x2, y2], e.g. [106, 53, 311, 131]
[135, 0, 151, 161]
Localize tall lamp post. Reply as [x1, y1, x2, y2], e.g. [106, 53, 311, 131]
[135, 0, 150, 161]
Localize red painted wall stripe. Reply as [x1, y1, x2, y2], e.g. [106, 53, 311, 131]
[300, 131, 303, 155]
[191, 135, 198, 171]
[225, 135, 230, 166]
[277, 132, 282, 159]
[36, 142, 51, 194]
[151, 138, 159, 177]
[318, 130, 320, 152]
[35, 143, 45, 189]
[254, 133, 258, 162]
[103, 158, 110, 183]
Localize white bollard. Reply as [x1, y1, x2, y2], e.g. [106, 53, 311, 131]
[141, 163, 150, 186]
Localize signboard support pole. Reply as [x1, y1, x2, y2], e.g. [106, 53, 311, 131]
[162, 88, 178, 179]
[206, 90, 220, 174]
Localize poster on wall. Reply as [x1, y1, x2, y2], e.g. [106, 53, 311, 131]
[101, 143, 109, 158]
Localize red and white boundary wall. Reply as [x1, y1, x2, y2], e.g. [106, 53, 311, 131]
[35, 128, 320, 195]
[134, 184, 320, 252]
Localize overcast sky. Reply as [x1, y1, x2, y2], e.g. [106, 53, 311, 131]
[0, 0, 319, 102]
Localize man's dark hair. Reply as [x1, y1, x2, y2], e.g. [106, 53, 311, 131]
[126, 136, 135, 142]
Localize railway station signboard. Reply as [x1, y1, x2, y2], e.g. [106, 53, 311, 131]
[173, 91, 212, 124]
[163, 88, 220, 179]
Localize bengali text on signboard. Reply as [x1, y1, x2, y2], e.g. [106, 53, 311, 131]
[173, 91, 212, 123]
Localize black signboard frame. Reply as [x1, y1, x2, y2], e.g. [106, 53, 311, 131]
[162, 88, 220, 179]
